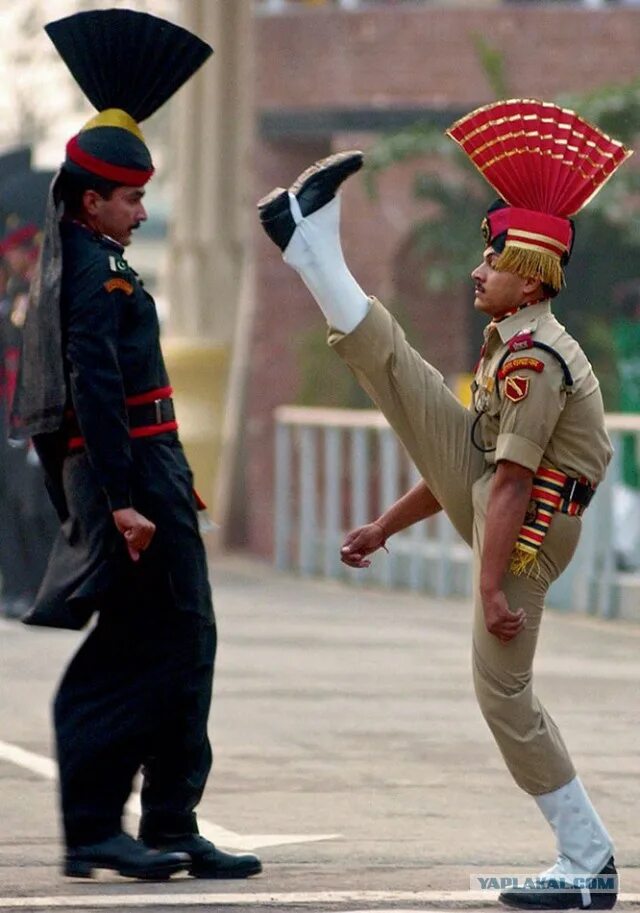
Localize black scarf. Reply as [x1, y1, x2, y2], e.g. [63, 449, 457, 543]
[11, 172, 66, 437]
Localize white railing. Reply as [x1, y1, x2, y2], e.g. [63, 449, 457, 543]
[274, 405, 640, 621]
[256, 0, 424, 11]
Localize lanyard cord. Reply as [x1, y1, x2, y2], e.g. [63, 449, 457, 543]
[470, 408, 496, 454]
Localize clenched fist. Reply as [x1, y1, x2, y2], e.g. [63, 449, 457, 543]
[112, 507, 156, 562]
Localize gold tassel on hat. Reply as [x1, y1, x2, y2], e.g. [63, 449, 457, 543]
[495, 244, 565, 292]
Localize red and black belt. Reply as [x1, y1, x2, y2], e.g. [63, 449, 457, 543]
[67, 385, 178, 452]
[535, 466, 596, 518]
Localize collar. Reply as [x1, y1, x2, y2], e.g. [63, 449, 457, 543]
[487, 300, 552, 344]
[61, 218, 125, 253]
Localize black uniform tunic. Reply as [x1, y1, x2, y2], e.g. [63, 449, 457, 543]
[30, 221, 214, 627]
[29, 221, 216, 847]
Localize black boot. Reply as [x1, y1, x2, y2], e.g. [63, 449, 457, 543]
[142, 833, 262, 879]
[257, 150, 363, 251]
[64, 832, 189, 880]
[499, 856, 618, 910]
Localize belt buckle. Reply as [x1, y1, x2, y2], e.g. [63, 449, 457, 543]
[154, 398, 163, 424]
[565, 477, 578, 504]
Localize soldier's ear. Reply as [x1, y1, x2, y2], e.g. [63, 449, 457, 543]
[82, 188, 102, 217]
[522, 274, 543, 299]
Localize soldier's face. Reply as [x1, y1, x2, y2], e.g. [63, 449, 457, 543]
[471, 247, 538, 318]
[84, 185, 148, 246]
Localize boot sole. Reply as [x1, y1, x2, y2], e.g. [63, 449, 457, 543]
[288, 150, 363, 199]
[189, 858, 263, 879]
[257, 151, 363, 251]
[499, 891, 617, 910]
[65, 858, 187, 880]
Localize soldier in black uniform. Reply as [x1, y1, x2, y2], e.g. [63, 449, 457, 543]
[13, 10, 261, 881]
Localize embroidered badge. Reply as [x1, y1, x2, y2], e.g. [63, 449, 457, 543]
[498, 357, 545, 379]
[108, 254, 129, 273]
[104, 277, 134, 295]
[504, 375, 530, 403]
[508, 330, 534, 352]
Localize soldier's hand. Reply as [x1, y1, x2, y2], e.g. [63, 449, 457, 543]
[482, 589, 526, 644]
[340, 522, 387, 569]
[112, 508, 156, 562]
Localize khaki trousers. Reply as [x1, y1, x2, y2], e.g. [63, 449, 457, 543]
[330, 299, 580, 794]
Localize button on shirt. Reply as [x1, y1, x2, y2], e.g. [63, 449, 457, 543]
[472, 301, 612, 483]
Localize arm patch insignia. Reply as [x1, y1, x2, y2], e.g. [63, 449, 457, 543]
[104, 277, 134, 296]
[504, 375, 530, 403]
[498, 356, 544, 379]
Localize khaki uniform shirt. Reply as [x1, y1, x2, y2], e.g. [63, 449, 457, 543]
[472, 301, 612, 484]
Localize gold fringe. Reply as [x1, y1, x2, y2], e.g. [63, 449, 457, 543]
[495, 245, 564, 292]
[509, 543, 540, 577]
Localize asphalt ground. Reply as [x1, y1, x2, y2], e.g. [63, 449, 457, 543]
[1, 554, 639, 913]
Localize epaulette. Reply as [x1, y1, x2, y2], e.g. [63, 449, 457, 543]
[496, 329, 574, 393]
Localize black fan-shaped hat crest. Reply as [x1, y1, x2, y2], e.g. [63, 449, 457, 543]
[45, 9, 213, 121]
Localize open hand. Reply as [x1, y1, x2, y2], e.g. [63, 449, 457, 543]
[482, 589, 526, 644]
[112, 508, 156, 562]
[340, 522, 387, 569]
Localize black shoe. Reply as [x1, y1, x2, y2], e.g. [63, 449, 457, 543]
[499, 856, 618, 910]
[64, 832, 189, 880]
[257, 150, 364, 251]
[143, 833, 262, 879]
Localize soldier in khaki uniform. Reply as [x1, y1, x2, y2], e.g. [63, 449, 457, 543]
[258, 101, 631, 910]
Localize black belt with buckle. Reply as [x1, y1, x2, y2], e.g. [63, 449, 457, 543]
[559, 475, 596, 516]
[128, 397, 176, 428]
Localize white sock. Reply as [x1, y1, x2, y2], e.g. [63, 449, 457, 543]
[535, 776, 613, 876]
[282, 193, 369, 334]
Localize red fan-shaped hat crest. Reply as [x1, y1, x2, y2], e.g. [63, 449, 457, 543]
[446, 99, 632, 290]
[447, 98, 631, 217]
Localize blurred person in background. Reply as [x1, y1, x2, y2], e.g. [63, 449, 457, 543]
[0, 209, 57, 619]
[258, 100, 630, 910]
[610, 280, 640, 570]
[0, 253, 20, 616]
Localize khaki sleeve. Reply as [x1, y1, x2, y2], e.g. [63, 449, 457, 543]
[494, 356, 566, 471]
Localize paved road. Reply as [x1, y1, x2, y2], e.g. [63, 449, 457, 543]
[1, 555, 639, 912]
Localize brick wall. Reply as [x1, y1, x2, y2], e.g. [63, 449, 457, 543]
[257, 6, 640, 109]
[242, 4, 640, 556]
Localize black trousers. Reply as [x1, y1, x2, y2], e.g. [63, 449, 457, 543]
[54, 603, 216, 848]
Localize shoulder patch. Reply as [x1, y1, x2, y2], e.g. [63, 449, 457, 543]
[108, 254, 130, 274]
[498, 356, 545, 380]
[507, 330, 534, 352]
[504, 375, 530, 403]
[104, 277, 134, 296]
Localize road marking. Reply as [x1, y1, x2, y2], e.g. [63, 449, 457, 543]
[0, 740, 56, 779]
[0, 893, 639, 909]
[0, 740, 340, 851]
